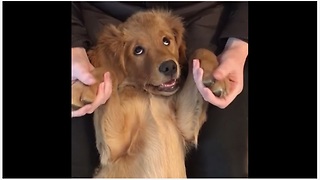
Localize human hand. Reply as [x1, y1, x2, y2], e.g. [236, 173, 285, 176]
[72, 47, 112, 117]
[193, 38, 248, 109]
[72, 47, 96, 85]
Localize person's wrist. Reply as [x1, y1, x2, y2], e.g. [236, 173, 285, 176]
[72, 47, 86, 57]
[222, 38, 248, 64]
[225, 38, 248, 52]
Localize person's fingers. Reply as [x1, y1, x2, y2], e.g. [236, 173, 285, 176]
[103, 72, 112, 101]
[87, 72, 112, 113]
[76, 69, 96, 85]
[71, 82, 108, 117]
[88, 62, 95, 71]
[209, 91, 235, 109]
[213, 59, 233, 81]
[193, 60, 205, 89]
[72, 72, 112, 117]
[210, 79, 244, 108]
[193, 60, 219, 103]
[193, 59, 240, 109]
[72, 57, 96, 85]
[71, 83, 106, 117]
[72, 104, 92, 117]
[88, 82, 108, 114]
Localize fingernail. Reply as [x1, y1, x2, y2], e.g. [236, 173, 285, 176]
[105, 72, 110, 79]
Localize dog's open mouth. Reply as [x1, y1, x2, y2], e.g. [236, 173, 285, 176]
[147, 79, 179, 92]
[157, 79, 179, 92]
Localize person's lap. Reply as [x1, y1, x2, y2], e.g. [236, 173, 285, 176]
[72, 115, 99, 177]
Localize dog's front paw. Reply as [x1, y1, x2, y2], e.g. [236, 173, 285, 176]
[72, 82, 99, 111]
[191, 48, 229, 98]
[202, 76, 229, 98]
[71, 68, 106, 111]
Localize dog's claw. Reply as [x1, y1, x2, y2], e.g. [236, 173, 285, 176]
[72, 104, 82, 111]
[202, 77, 228, 98]
[213, 88, 223, 98]
[202, 79, 214, 88]
[202, 76, 217, 88]
[81, 98, 93, 105]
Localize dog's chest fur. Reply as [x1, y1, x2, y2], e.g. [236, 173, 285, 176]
[128, 95, 187, 177]
[94, 88, 187, 177]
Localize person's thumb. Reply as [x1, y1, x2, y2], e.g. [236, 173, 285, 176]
[213, 61, 232, 80]
[76, 70, 96, 85]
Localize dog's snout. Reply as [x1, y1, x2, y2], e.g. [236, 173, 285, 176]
[159, 60, 177, 76]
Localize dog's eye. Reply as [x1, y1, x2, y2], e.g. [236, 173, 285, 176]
[163, 37, 170, 46]
[134, 46, 144, 55]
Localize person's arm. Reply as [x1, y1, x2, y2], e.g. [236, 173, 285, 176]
[219, 2, 248, 44]
[71, 3, 112, 117]
[72, 2, 91, 50]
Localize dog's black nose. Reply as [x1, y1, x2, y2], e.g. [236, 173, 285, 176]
[159, 60, 177, 76]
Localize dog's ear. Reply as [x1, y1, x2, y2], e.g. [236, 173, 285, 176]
[94, 24, 127, 73]
[162, 12, 187, 65]
[98, 25, 124, 54]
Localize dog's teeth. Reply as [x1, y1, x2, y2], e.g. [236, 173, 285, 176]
[158, 79, 178, 91]
[163, 79, 176, 87]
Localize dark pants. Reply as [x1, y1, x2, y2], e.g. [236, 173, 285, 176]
[72, 2, 248, 177]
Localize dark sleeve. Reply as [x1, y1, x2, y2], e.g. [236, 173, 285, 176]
[72, 2, 91, 50]
[219, 2, 248, 43]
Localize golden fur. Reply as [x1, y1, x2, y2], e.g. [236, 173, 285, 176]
[72, 10, 228, 178]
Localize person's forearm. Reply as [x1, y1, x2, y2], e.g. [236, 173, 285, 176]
[72, 2, 91, 49]
[72, 47, 87, 58]
[219, 2, 248, 44]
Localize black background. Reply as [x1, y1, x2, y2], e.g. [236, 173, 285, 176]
[2, 1, 317, 178]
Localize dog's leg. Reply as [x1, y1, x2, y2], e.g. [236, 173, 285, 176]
[176, 48, 229, 147]
[71, 67, 107, 111]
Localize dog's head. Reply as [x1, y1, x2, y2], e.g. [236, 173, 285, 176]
[96, 10, 186, 96]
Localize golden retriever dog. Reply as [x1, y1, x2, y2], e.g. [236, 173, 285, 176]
[72, 9, 228, 178]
